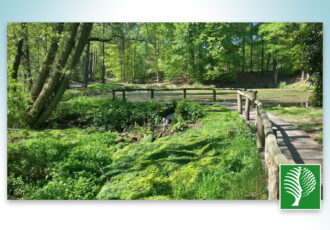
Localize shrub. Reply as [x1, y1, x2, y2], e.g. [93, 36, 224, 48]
[278, 81, 287, 88]
[174, 100, 205, 122]
[93, 100, 167, 131]
[7, 75, 31, 128]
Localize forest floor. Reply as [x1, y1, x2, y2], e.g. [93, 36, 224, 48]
[7, 101, 266, 200]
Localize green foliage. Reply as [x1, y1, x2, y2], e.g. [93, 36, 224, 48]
[8, 128, 116, 199]
[174, 100, 205, 122]
[93, 100, 170, 131]
[8, 105, 266, 200]
[278, 81, 287, 88]
[96, 106, 266, 200]
[7, 70, 31, 128]
[297, 23, 323, 107]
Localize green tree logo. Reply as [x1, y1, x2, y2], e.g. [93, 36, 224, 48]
[283, 167, 316, 206]
[280, 164, 320, 209]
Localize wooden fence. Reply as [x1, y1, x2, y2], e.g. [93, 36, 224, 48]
[237, 90, 289, 200]
[111, 87, 256, 102]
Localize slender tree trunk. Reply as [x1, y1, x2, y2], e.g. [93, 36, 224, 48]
[101, 23, 105, 84]
[301, 71, 305, 81]
[273, 57, 278, 85]
[250, 23, 253, 73]
[132, 27, 139, 81]
[11, 38, 24, 81]
[83, 41, 90, 88]
[28, 23, 79, 125]
[22, 23, 32, 85]
[121, 38, 125, 82]
[155, 44, 159, 83]
[31, 23, 64, 100]
[34, 23, 93, 126]
[261, 39, 264, 74]
[266, 53, 271, 72]
[242, 36, 245, 73]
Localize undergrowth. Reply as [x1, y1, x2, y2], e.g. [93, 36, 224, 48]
[8, 102, 266, 200]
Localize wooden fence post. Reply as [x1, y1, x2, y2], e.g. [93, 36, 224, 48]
[245, 98, 250, 121]
[122, 91, 126, 101]
[253, 91, 257, 100]
[272, 127, 278, 139]
[151, 89, 154, 99]
[256, 106, 265, 148]
[265, 152, 280, 200]
[112, 90, 116, 100]
[183, 89, 186, 99]
[237, 94, 242, 114]
[213, 89, 216, 102]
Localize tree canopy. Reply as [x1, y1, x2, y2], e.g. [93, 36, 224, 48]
[7, 22, 323, 126]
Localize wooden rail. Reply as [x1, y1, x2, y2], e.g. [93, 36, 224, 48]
[237, 90, 289, 200]
[111, 87, 256, 102]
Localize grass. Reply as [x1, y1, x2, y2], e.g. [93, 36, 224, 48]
[8, 102, 266, 200]
[265, 106, 323, 143]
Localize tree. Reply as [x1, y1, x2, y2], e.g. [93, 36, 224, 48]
[297, 23, 323, 106]
[31, 23, 64, 100]
[11, 38, 24, 82]
[27, 23, 93, 125]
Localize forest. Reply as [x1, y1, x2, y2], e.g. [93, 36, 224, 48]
[7, 22, 322, 200]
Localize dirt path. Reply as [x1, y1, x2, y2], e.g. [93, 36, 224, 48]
[218, 102, 323, 187]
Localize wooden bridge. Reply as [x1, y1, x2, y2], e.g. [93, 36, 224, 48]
[111, 87, 323, 199]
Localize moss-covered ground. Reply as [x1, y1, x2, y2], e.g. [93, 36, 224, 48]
[8, 101, 266, 200]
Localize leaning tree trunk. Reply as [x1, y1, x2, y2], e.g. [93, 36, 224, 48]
[31, 23, 64, 100]
[11, 38, 24, 81]
[34, 23, 93, 125]
[27, 23, 80, 125]
[83, 41, 90, 88]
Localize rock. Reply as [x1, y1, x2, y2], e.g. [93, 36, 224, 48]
[115, 137, 124, 143]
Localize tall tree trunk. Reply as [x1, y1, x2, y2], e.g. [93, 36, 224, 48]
[261, 39, 264, 74]
[250, 23, 253, 73]
[11, 38, 24, 81]
[34, 23, 93, 126]
[22, 23, 32, 85]
[242, 36, 245, 73]
[155, 44, 159, 83]
[83, 41, 90, 88]
[266, 53, 271, 71]
[101, 23, 105, 84]
[273, 57, 278, 85]
[121, 38, 125, 82]
[132, 26, 139, 81]
[28, 23, 80, 125]
[31, 23, 64, 100]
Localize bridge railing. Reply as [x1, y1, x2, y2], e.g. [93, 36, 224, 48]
[237, 90, 290, 200]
